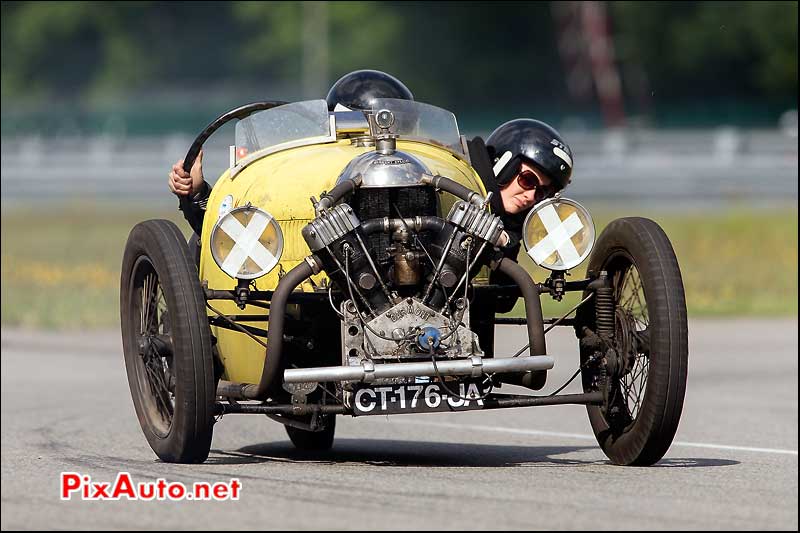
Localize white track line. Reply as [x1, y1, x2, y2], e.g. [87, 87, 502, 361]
[387, 419, 799, 456]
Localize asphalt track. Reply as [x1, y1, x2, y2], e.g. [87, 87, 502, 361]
[1, 319, 797, 530]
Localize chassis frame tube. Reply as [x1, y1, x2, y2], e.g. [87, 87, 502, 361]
[283, 354, 555, 384]
[204, 288, 323, 304]
[215, 402, 349, 416]
[494, 317, 577, 326]
[209, 317, 268, 339]
[214, 391, 603, 416]
[482, 391, 603, 408]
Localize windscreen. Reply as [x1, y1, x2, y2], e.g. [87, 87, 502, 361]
[370, 98, 464, 156]
[234, 100, 331, 160]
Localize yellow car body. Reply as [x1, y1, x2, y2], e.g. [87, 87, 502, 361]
[199, 137, 488, 384]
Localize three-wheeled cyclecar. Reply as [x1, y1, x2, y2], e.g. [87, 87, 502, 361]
[121, 98, 687, 465]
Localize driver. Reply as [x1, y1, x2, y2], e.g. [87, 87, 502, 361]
[467, 119, 574, 313]
[168, 69, 415, 235]
[468, 118, 573, 262]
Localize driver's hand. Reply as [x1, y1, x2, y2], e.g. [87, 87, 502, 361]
[168, 150, 204, 197]
[498, 230, 510, 247]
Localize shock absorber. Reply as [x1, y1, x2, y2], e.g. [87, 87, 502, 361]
[594, 271, 615, 339]
[594, 270, 616, 414]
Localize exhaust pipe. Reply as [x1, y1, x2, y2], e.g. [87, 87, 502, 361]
[217, 256, 320, 400]
[493, 257, 548, 390]
[494, 258, 546, 356]
[492, 371, 548, 391]
[283, 354, 554, 384]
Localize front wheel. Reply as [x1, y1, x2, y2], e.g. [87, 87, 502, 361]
[120, 220, 216, 463]
[579, 217, 688, 466]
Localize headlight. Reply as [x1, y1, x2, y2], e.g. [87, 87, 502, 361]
[522, 197, 594, 271]
[210, 205, 283, 279]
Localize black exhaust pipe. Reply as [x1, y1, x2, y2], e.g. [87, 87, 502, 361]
[493, 257, 548, 390]
[217, 257, 319, 400]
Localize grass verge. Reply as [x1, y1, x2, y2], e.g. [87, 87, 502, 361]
[2, 203, 796, 329]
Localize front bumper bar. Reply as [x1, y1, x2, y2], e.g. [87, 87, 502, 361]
[283, 354, 555, 384]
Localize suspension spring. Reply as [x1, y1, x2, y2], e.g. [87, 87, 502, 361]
[589, 271, 614, 412]
[595, 271, 615, 339]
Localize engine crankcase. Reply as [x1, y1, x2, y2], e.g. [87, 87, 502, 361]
[342, 297, 481, 366]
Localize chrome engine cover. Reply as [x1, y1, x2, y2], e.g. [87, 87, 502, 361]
[336, 149, 431, 188]
[342, 297, 481, 368]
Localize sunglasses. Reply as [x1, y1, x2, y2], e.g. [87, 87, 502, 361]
[516, 170, 557, 202]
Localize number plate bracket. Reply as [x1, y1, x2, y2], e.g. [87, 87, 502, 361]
[351, 381, 487, 416]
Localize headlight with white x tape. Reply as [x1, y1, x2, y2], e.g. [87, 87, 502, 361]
[210, 205, 284, 280]
[522, 196, 595, 272]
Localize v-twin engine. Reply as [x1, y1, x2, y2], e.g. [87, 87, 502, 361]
[302, 193, 505, 364]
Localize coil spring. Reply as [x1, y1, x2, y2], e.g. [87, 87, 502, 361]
[595, 285, 615, 339]
[592, 273, 615, 411]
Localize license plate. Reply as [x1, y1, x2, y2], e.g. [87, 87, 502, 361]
[352, 381, 487, 416]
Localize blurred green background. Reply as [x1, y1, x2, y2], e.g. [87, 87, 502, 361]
[1, 1, 797, 329]
[2, 1, 797, 132]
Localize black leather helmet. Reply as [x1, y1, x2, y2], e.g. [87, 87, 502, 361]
[486, 119, 573, 191]
[326, 70, 414, 111]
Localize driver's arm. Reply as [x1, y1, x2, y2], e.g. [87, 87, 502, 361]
[168, 151, 211, 235]
[467, 136, 522, 260]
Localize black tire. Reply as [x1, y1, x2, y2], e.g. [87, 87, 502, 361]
[579, 217, 688, 466]
[285, 415, 336, 451]
[120, 219, 216, 463]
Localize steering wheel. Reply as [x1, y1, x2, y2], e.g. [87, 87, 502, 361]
[179, 101, 288, 209]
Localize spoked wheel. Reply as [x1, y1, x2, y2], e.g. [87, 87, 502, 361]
[121, 220, 216, 463]
[132, 265, 175, 435]
[579, 217, 688, 466]
[604, 261, 653, 428]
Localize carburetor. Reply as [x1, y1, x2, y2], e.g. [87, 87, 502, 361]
[389, 226, 423, 286]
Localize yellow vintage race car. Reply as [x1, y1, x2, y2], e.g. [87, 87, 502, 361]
[120, 98, 688, 466]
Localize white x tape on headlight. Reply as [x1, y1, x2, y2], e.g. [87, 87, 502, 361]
[219, 211, 276, 275]
[522, 197, 595, 272]
[211, 206, 283, 280]
[528, 205, 583, 265]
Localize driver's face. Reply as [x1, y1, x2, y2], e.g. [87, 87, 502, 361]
[500, 162, 553, 214]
